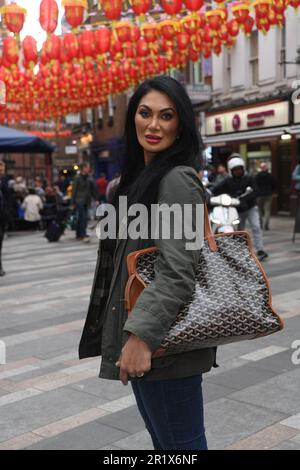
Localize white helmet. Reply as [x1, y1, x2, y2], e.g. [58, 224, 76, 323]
[227, 155, 245, 175]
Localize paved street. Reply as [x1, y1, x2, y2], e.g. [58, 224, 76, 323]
[0, 217, 300, 450]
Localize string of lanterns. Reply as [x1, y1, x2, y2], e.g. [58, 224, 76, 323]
[0, 0, 299, 125]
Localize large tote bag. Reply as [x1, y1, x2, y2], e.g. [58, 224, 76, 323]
[125, 206, 284, 358]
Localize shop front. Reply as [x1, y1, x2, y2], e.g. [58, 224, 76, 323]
[203, 99, 298, 215]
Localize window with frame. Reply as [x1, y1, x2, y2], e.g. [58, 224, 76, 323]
[279, 22, 286, 80]
[249, 30, 259, 86]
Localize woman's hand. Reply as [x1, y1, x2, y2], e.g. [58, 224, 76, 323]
[116, 334, 152, 385]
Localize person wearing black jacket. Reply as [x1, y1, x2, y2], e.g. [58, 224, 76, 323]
[255, 162, 276, 231]
[212, 154, 268, 261]
[0, 161, 9, 276]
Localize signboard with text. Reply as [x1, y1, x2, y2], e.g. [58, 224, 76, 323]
[205, 102, 289, 136]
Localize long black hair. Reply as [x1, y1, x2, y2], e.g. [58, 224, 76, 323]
[114, 75, 201, 208]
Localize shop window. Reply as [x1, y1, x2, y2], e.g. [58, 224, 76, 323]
[246, 143, 271, 175]
[193, 61, 203, 85]
[249, 30, 259, 87]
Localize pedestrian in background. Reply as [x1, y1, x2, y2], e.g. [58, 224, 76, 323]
[22, 188, 43, 230]
[0, 161, 9, 276]
[105, 173, 120, 204]
[214, 163, 228, 186]
[71, 163, 97, 242]
[96, 173, 108, 203]
[255, 162, 276, 231]
[34, 177, 45, 202]
[212, 154, 268, 261]
[79, 76, 216, 450]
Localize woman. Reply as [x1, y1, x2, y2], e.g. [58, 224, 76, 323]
[22, 188, 43, 230]
[79, 76, 217, 450]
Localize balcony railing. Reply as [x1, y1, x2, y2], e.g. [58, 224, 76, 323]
[185, 84, 212, 104]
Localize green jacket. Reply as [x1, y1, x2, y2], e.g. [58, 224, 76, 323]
[71, 174, 96, 206]
[79, 166, 216, 381]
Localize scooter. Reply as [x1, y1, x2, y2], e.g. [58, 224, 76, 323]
[208, 187, 253, 234]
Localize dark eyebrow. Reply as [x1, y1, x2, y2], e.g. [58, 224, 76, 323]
[138, 104, 176, 113]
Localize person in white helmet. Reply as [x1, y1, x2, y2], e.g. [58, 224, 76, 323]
[212, 154, 268, 261]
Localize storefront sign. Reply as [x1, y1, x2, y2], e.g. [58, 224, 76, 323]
[205, 102, 289, 136]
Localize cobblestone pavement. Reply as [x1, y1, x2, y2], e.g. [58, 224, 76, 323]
[0, 217, 299, 450]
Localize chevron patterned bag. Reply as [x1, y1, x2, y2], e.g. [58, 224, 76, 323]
[125, 207, 284, 358]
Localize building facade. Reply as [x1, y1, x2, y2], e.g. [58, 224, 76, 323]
[203, 7, 300, 215]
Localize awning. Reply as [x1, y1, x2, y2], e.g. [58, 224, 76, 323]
[0, 125, 54, 153]
[203, 126, 291, 145]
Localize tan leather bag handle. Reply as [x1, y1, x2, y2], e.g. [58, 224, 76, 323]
[204, 204, 217, 252]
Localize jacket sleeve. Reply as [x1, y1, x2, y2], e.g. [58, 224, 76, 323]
[123, 166, 204, 352]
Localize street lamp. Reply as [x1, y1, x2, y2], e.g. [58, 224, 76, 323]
[281, 130, 292, 141]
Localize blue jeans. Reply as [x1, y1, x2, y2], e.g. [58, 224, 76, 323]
[76, 202, 88, 239]
[131, 375, 207, 450]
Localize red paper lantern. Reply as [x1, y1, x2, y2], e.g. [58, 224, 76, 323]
[137, 38, 150, 57]
[206, 9, 225, 32]
[100, 0, 122, 21]
[227, 19, 240, 37]
[242, 15, 254, 36]
[115, 22, 132, 42]
[1, 3, 26, 34]
[189, 48, 199, 62]
[161, 0, 183, 15]
[181, 14, 200, 36]
[131, 26, 141, 42]
[62, 0, 87, 29]
[159, 20, 178, 40]
[43, 35, 61, 62]
[22, 36, 38, 69]
[253, 0, 271, 19]
[176, 31, 190, 50]
[63, 33, 80, 60]
[289, 0, 300, 8]
[2, 37, 19, 68]
[79, 31, 95, 58]
[131, 0, 150, 15]
[39, 0, 59, 34]
[256, 17, 270, 34]
[184, 0, 204, 12]
[94, 28, 111, 54]
[142, 24, 159, 43]
[231, 2, 250, 25]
